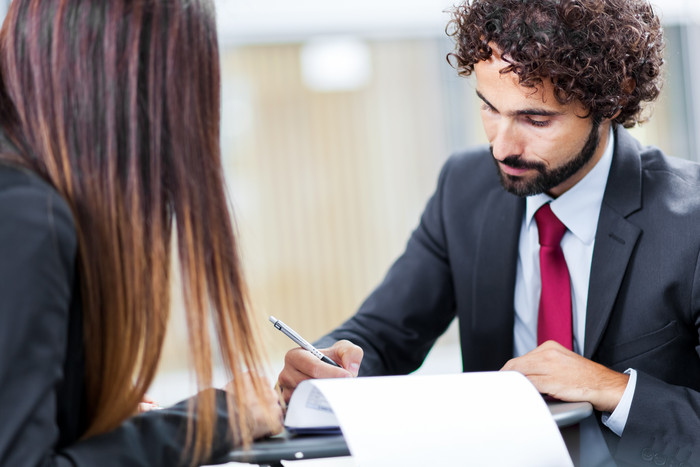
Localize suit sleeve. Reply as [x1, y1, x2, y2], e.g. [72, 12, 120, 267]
[612, 246, 700, 466]
[316, 157, 458, 376]
[0, 183, 235, 466]
[64, 391, 236, 467]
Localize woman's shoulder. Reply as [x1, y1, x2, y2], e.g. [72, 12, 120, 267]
[0, 162, 71, 208]
[0, 162, 76, 251]
[0, 162, 57, 195]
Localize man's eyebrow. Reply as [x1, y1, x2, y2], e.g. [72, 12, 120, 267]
[475, 90, 496, 109]
[475, 90, 563, 117]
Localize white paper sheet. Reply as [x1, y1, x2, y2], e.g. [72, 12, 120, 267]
[289, 371, 572, 467]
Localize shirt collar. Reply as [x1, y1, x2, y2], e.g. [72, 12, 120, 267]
[525, 125, 615, 245]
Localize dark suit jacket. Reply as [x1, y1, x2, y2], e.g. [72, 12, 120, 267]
[0, 164, 234, 466]
[318, 127, 700, 466]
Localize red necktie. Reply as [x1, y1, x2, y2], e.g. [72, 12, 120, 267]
[535, 204, 580, 465]
[535, 203, 573, 350]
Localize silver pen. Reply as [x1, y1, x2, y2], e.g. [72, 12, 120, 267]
[269, 316, 342, 367]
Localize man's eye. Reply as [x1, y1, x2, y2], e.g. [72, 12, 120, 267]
[526, 117, 550, 127]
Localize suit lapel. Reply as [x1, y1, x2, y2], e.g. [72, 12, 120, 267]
[584, 128, 643, 358]
[471, 186, 524, 368]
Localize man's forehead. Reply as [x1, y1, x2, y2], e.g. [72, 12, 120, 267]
[476, 41, 581, 111]
[475, 59, 558, 107]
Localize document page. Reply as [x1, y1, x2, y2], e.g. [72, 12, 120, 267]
[286, 371, 572, 467]
[284, 384, 341, 434]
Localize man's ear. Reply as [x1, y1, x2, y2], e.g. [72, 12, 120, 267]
[621, 77, 637, 95]
[612, 77, 637, 119]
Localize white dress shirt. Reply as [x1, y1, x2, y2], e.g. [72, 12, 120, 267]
[513, 127, 636, 466]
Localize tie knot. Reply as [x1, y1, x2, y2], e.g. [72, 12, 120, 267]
[535, 203, 566, 246]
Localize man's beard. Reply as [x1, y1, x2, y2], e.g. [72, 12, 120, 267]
[491, 120, 602, 197]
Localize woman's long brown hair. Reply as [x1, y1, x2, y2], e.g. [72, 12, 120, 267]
[0, 0, 269, 461]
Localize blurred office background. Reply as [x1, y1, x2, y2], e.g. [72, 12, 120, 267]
[1, 0, 698, 399]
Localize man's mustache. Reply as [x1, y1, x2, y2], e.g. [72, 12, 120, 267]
[490, 147, 546, 172]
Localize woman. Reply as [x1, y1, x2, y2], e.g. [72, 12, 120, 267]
[0, 1, 282, 465]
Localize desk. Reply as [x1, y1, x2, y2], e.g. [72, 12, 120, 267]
[548, 401, 593, 428]
[224, 432, 346, 466]
[223, 401, 592, 467]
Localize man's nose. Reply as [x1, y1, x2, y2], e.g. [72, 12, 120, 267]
[490, 123, 523, 161]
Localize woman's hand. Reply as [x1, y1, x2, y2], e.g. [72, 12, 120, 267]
[225, 373, 284, 441]
[137, 394, 161, 413]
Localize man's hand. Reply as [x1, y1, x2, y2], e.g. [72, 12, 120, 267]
[276, 339, 363, 403]
[501, 340, 629, 412]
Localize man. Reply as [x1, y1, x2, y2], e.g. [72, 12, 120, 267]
[277, 1, 700, 465]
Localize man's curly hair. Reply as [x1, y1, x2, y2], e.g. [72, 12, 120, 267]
[447, 0, 664, 128]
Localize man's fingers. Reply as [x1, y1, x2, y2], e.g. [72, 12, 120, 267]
[277, 347, 354, 403]
[500, 341, 629, 411]
[277, 364, 310, 403]
[286, 347, 352, 379]
[329, 340, 363, 377]
[501, 355, 544, 374]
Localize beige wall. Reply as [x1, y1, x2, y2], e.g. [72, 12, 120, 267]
[220, 39, 464, 360]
